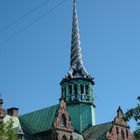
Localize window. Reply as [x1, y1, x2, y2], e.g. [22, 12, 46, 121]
[70, 136, 73, 140]
[126, 130, 128, 138]
[61, 114, 66, 127]
[121, 130, 125, 139]
[69, 85, 72, 94]
[56, 133, 59, 140]
[86, 85, 89, 95]
[62, 135, 67, 140]
[69, 85, 72, 101]
[116, 127, 119, 135]
[74, 84, 77, 98]
[64, 87, 66, 97]
[80, 85, 84, 94]
[80, 85, 84, 100]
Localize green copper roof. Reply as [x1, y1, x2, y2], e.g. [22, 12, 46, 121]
[83, 122, 113, 140]
[19, 104, 58, 134]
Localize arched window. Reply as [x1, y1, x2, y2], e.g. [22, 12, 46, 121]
[62, 135, 67, 140]
[126, 129, 128, 138]
[121, 130, 125, 139]
[61, 114, 66, 127]
[116, 127, 119, 135]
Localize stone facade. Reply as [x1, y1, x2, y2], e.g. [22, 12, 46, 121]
[53, 99, 73, 140]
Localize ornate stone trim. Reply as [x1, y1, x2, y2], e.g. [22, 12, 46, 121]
[53, 99, 73, 131]
[106, 107, 134, 140]
[114, 106, 127, 127]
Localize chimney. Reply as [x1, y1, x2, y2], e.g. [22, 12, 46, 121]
[7, 107, 19, 117]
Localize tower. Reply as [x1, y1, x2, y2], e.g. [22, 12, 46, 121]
[60, 0, 96, 133]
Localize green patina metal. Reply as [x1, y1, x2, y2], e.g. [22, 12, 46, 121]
[60, 78, 94, 104]
[19, 104, 58, 134]
[83, 122, 113, 140]
[67, 103, 95, 133]
[60, 77, 96, 133]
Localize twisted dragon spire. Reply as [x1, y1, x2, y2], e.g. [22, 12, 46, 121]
[66, 0, 90, 78]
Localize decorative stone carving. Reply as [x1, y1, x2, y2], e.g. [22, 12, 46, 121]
[106, 107, 134, 140]
[114, 106, 127, 127]
[53, 99, 73, 131]
[106, 126, 117, 140]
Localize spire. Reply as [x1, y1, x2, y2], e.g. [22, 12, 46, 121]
[71, 0, 82, 67]
[66, 0, 90, 79]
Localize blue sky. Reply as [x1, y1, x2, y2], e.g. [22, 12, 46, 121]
[0, 0, 140, 131]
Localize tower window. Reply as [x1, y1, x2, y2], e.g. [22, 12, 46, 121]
[69, 85, 72, 101]
[74, 84, 77, 98]
[69, 85, 72, 95]
[86, 85, 89, 95]
[80, 85, 84, 100]
[80, 85, 84, 94]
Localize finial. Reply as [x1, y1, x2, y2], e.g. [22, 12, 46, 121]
[66, 0, 90, 79]
[114, 106, 128, 127]
[117, 106, 123, 114]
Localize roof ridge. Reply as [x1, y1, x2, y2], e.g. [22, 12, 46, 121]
[20, 104, 58, 117]
[92, 121, 113, 127]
